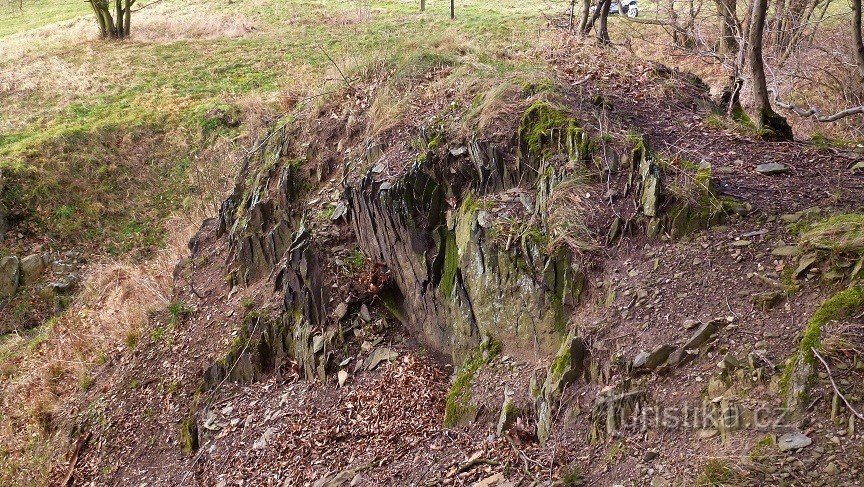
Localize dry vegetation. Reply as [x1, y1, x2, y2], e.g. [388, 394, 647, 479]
[607, 0, 864, 139]
[1, 0, 862, 483]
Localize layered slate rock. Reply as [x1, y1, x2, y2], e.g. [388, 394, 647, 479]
[0, 256, 19, 298]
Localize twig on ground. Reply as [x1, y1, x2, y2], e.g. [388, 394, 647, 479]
[318, 46, 354, 90]
[812, 347, 864, 420]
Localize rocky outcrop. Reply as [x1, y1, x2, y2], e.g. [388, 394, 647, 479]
[348, 103, 590, 362]
[535, 332, 587, 444]
[0, 256, 20, 298]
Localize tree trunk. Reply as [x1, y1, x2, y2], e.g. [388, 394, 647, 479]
[715, 0, 738, 55]
[749, 0, 793, 140]
[854, 0, 864, 81]
[579, 0, 591, 33]
[596, 0, 612, 43]
[89, 0, 132, 39]
[123, 0, 132, 37]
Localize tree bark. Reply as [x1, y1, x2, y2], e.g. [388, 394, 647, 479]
[854, 0, 864, 81]
[749, 0, 793, 140]
[715, 0, 738, 55]
[596, 0, 612, 43]
[88, 0, 133, 39]
[579, 0, 591, 33]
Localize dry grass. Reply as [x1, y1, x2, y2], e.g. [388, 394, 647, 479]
[0, 212, 207, 485]
[0, 116, 246, 484]
[0, 2, 255, 64]
[799, 214, 864, 255]
[546, 174, 601, 254]
[131, 4, 256, 43]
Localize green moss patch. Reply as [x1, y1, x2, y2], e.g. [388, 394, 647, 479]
[443, 338, 501, 427]
[781, 286, 864, 407]
[799, 214, 864, 250]
[518, 101, 587, 162]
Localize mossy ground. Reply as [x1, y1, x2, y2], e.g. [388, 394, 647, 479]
[443, 338, 501, 427]
[518, 100, 574, 158]
[780, 285, 864, 403]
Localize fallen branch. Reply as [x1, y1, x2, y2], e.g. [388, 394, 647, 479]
[770, 89, 864, 122]
[456, 453, 500, 473]
[61, 432, 92, 487]
[812, 347, 864, 420]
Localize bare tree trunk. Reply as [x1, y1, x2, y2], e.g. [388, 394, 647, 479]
[854, 0, 864, 81]
[88, 0, 134, 39]
[579, 0, 591, 33]
[597, 0, 612, 43]
[749, 0, 793, 140]
[123, 0, 131, 36]
[584, 0, 604, 35]
[715, 0, 738, 55]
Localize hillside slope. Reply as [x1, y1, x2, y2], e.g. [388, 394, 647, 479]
[59, 42, 864, 486]
[1, 1, 863, 486]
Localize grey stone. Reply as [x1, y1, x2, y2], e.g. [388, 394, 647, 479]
[778, 432, 812, 451]
[668, 319, 727, 365]
[633, 344, 676, 370]
[536, 333, 586, 444]
[772, 245, 800, 257]
[756, 163, 790, 175]
[643, 450, 659, 462]
[476, 210, 492, 229]
[43, 275, 78, 296]
[20, 253, 47, 285]
[496, 395, 519, 436]
[363, 347, 397, 370]
[333, 302, 349, 321]
[641, 173, 661, 217]
[0, 255, 20, 298]
[358, 304, 371, 322]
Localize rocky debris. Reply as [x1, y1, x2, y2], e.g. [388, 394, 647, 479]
[590, 388, 645, 439]
[536, 332, 587, 444]
[632, 344, 676, 371]
[795, 252, 819, 278]
[20, 253, 49, 285]
[0, 255, 19, 298]
[777, 432, 812, 451]
[751, 291, 785, 311]
[496, 394, 519, 437]
[756, 163, 789, 175]
[667, 318, 729, 366]
[771, 245, 800, 257]
[363, 347, 398, 371]
[40, 274, 79, 298]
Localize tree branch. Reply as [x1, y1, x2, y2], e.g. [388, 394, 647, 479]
[771, 88, 864, 122]
[812, 347, 864, 420]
